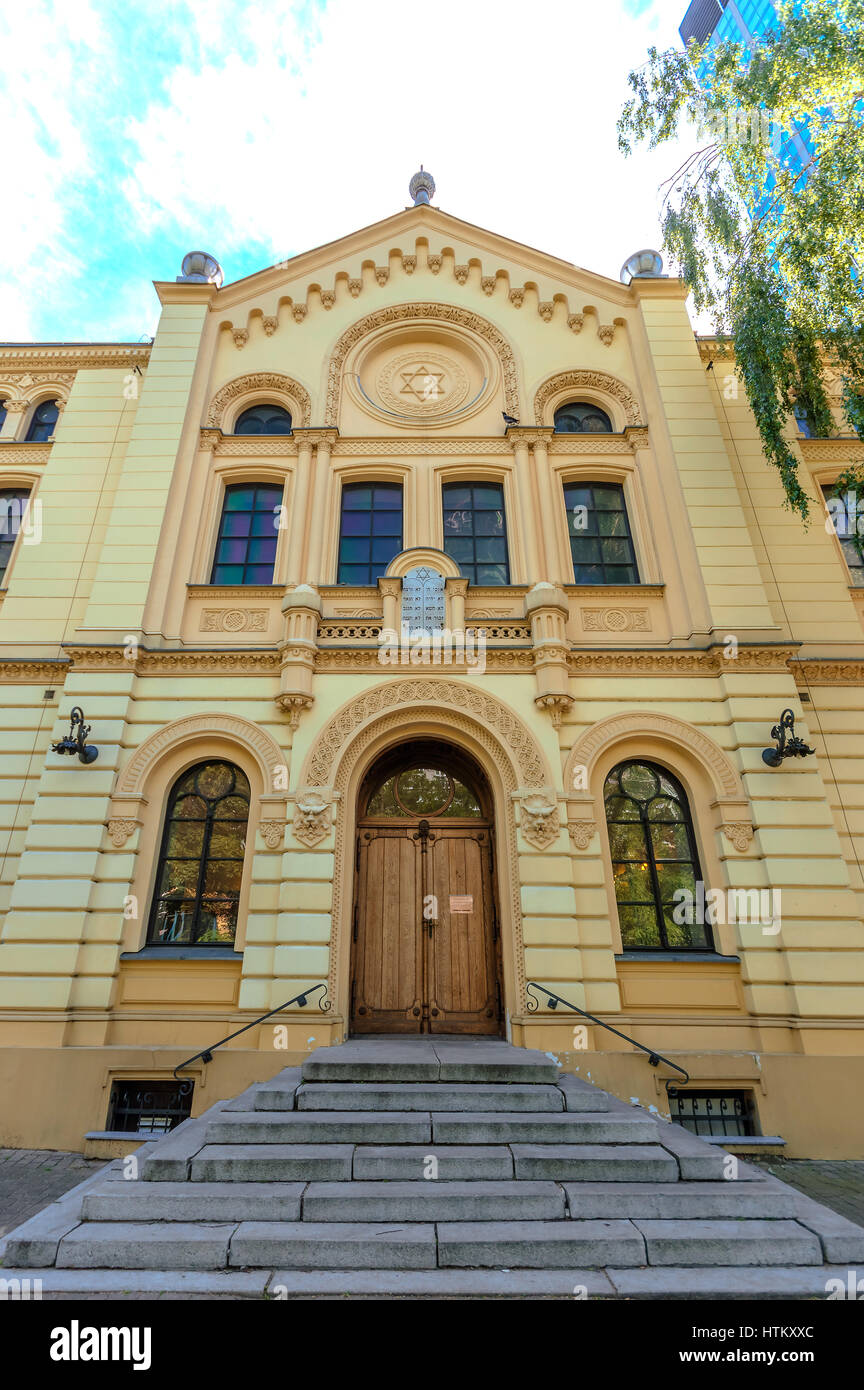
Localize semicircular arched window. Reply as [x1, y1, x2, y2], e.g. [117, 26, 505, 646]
[365, 765, 483, 818]
[234, 404, 293, 435]
[148, 760, 251, 947]
[26, 400, 60, 442]
[604, 760, 711, 952]
[554, 401, 613, 434]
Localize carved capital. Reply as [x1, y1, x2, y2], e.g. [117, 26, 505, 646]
[275, 692, 315, 728]
[259, 819, 286, 849]
[107, 818, 137, 848]
[722, 821, 755, 853]
[534, 693, 573, 727]
[568, 819, 596, 850]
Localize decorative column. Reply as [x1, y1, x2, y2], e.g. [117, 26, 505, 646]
[276, 584, 320, 727]
[378, 574, 402, 632]
[0, 399, 26, 439]
[284, 434, 314, 586]
[526, 582, 573, 727]
[507, 430, 541, 583]
[445, 575, 469, 630]
[531, 428, 567, 584]
[299, 428, 338, 586]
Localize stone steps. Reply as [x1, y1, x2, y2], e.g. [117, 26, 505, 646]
[292, 1082, 566, 1112]
[3, 1036, 862, 1298]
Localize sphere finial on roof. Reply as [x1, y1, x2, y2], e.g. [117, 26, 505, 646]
[619, 249, 664, 285]
[177, 251, 223, 287]
[409, 166, 435, 206]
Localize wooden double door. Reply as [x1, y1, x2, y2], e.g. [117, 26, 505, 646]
[350, 818, 503, 1035]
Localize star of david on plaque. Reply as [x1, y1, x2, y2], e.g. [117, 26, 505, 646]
[399, 365, 446, 402]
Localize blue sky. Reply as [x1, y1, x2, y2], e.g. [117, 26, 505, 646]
[0, 0, 695, 343]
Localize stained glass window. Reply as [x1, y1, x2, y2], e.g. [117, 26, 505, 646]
[604, 760, 712, 951]
[337, 482, 403, 585]
[148, 761, 250, 947]
[563, 481, 638, 584]
[442, 481, 509, 585]
[210, 481, 283, 584]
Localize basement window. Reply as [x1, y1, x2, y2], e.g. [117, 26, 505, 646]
[670, 1090, 757, 1138]
[107, 1079, 193, 1134]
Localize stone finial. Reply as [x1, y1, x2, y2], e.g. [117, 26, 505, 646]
[177, 251, 224, 287]
[620, 249, 664, 285]
[409, 167, 435, 206]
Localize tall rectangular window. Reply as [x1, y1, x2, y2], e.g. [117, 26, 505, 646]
[210, 482, 283, 585]
[563, 481, 638, 584]
[0, 488, 32, 587]
[442, 482, 509, 585]
[337, 482, 403, 585]
[822, 484, 864, 587]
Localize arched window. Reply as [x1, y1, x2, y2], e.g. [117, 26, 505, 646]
[604, 760, 711, 952]
[365, 764, 483, 818]
[0, 400, 7, 431]
[148, 761, 251, 947]
[442, 481, 510, 585]
[0, 487, 32, 586]
[25, 400, 59, 442]
[234, 404, 293, 435]
[337, 482, 403, 585]
[554, 401, 613, 433]
[210, 481, 283, 584]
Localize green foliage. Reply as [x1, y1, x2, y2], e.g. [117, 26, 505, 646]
[618, 0, 864, 520]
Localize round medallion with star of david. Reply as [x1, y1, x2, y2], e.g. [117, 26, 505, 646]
[375, 350, 469, 419]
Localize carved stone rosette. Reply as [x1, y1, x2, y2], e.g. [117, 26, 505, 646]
[292, 788, 335, 847]
[516, 789, 560, 849]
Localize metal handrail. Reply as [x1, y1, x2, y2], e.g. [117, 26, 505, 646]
[173, 982, 330, 1094]
[526, 981, 690, 1094]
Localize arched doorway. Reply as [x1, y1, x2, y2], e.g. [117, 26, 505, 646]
[350, 740, 503, 1035]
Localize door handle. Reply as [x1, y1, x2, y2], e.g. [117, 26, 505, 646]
[424, 918, 437, 936]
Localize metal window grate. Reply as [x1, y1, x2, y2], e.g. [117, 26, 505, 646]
[670, 1090, 756, 1137]
[107, 1079, 193, 1134]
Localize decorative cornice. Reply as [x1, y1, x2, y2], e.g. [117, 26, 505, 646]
[566, 645, 798, 675]
[188, 584, 283, 600]
[332, 437, 512, 455]
[548, 434, 636, 455]
[0, 659, 71, 683]
[209, 434, 298, 457]
[564, 584, 664, 600]
[0, 443, 53, 464]
[0, 345, 151, 372]
[790, 659, 864, 687]
[798, 438, 864, 464]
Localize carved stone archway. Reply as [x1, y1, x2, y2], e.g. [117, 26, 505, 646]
[109, 713, 289, 845]
[300, 679, 555, 1015]
[533, 368, 643, 428]
[325, 302, 520, 425]
[206, 372, 312, 430]
[563, 710, 754, 852]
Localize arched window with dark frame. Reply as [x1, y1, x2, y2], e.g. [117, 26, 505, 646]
[442, 481, 510, 585]
[0, 400, 7, 432]
[554, 401, 613, 434]
[148, 761, 251, 948]
[234, 404, 293, 435]
[563, 481, 638, 584]
[337, 481, 403, 585]
[210, 480, 284, 584]
[604, 760, 712, 952]
[26, 400, 59, 442]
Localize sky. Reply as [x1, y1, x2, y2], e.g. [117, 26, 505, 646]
[0, 0, 701, 344]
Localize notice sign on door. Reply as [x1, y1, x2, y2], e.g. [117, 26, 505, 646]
[449, 895, 473, 914]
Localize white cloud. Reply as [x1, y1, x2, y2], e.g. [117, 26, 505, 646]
[122, 0, 696, 280]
